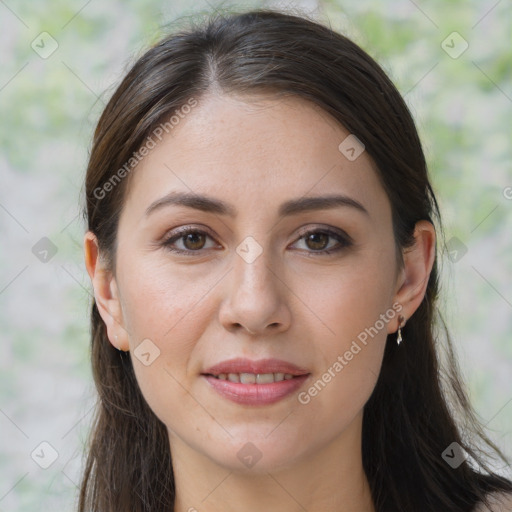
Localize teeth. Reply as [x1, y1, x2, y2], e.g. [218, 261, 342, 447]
[240, 373, 256, 384]
[256, 373, 274, 384]
[214, 372, 296, 383]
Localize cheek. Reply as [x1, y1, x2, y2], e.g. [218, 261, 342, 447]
[296, 292, 389, 452]
[122, 286, 220, 457]
[116, 254, 226, 422]
[309, 248, 396, 345]
[295, 248, 395, 425]
[118, 254, 219, 343]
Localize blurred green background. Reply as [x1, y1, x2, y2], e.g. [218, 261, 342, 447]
[0, 0, 510, 509]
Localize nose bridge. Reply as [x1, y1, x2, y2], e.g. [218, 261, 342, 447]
[232, 235, 277, 300]
[219, 234, 290, 333]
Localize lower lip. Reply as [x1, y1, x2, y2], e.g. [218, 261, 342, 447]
[203, 374, 309, 405]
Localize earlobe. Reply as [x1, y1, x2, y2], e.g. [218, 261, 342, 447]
[391, 220, 436, 330]
[84, 231, 130, 351]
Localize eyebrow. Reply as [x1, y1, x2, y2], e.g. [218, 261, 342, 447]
[145, 191, 369, 218]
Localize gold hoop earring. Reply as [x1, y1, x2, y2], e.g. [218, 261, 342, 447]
[397, 314, 406, 345]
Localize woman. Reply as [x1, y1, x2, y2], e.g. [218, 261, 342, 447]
[80, 9, 512, 512]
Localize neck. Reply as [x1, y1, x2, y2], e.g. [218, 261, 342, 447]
[171, 413, 375, 512]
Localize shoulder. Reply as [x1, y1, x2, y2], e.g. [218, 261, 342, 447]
[473, 492, 512, 512]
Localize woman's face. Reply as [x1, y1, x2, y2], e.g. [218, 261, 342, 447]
[101, 93, 406, 472]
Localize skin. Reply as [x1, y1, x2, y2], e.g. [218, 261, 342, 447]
[85, 93, 436, 512]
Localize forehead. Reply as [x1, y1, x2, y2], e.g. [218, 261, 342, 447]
[122, 93, 390, 223]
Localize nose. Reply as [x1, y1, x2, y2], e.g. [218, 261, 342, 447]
[218, 246, 292, 337]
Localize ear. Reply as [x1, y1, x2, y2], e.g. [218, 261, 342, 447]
[389, 220, 436, 332]
[84, 231, 130, 351]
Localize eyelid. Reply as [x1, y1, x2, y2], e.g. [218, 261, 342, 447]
[290, 225, 353, 254]
[161, 225, 220, 252]
[293, 224, 354, 244]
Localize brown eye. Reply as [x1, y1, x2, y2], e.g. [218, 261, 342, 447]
[182, 232, 206, 250]
[292, 227, 353, 255]
[162, 228, 218, 254]
[304, 232, 330, 251]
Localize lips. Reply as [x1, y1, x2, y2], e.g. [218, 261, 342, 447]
[203, 357, 309, 377]
[201, 358, 310, 405]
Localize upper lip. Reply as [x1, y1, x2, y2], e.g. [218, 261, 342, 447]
[202, 358, 310, 376]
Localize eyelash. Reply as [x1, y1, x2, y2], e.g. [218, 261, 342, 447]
[161, 226, 353, 256]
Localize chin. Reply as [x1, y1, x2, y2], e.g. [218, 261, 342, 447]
[203, 435, 305, 474]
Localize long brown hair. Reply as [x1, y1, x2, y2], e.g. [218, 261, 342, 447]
[80, 9, 512, 511]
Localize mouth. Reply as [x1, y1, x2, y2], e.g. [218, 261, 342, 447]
[204, 372, 299, 384]
[201, 358, 310, 405]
